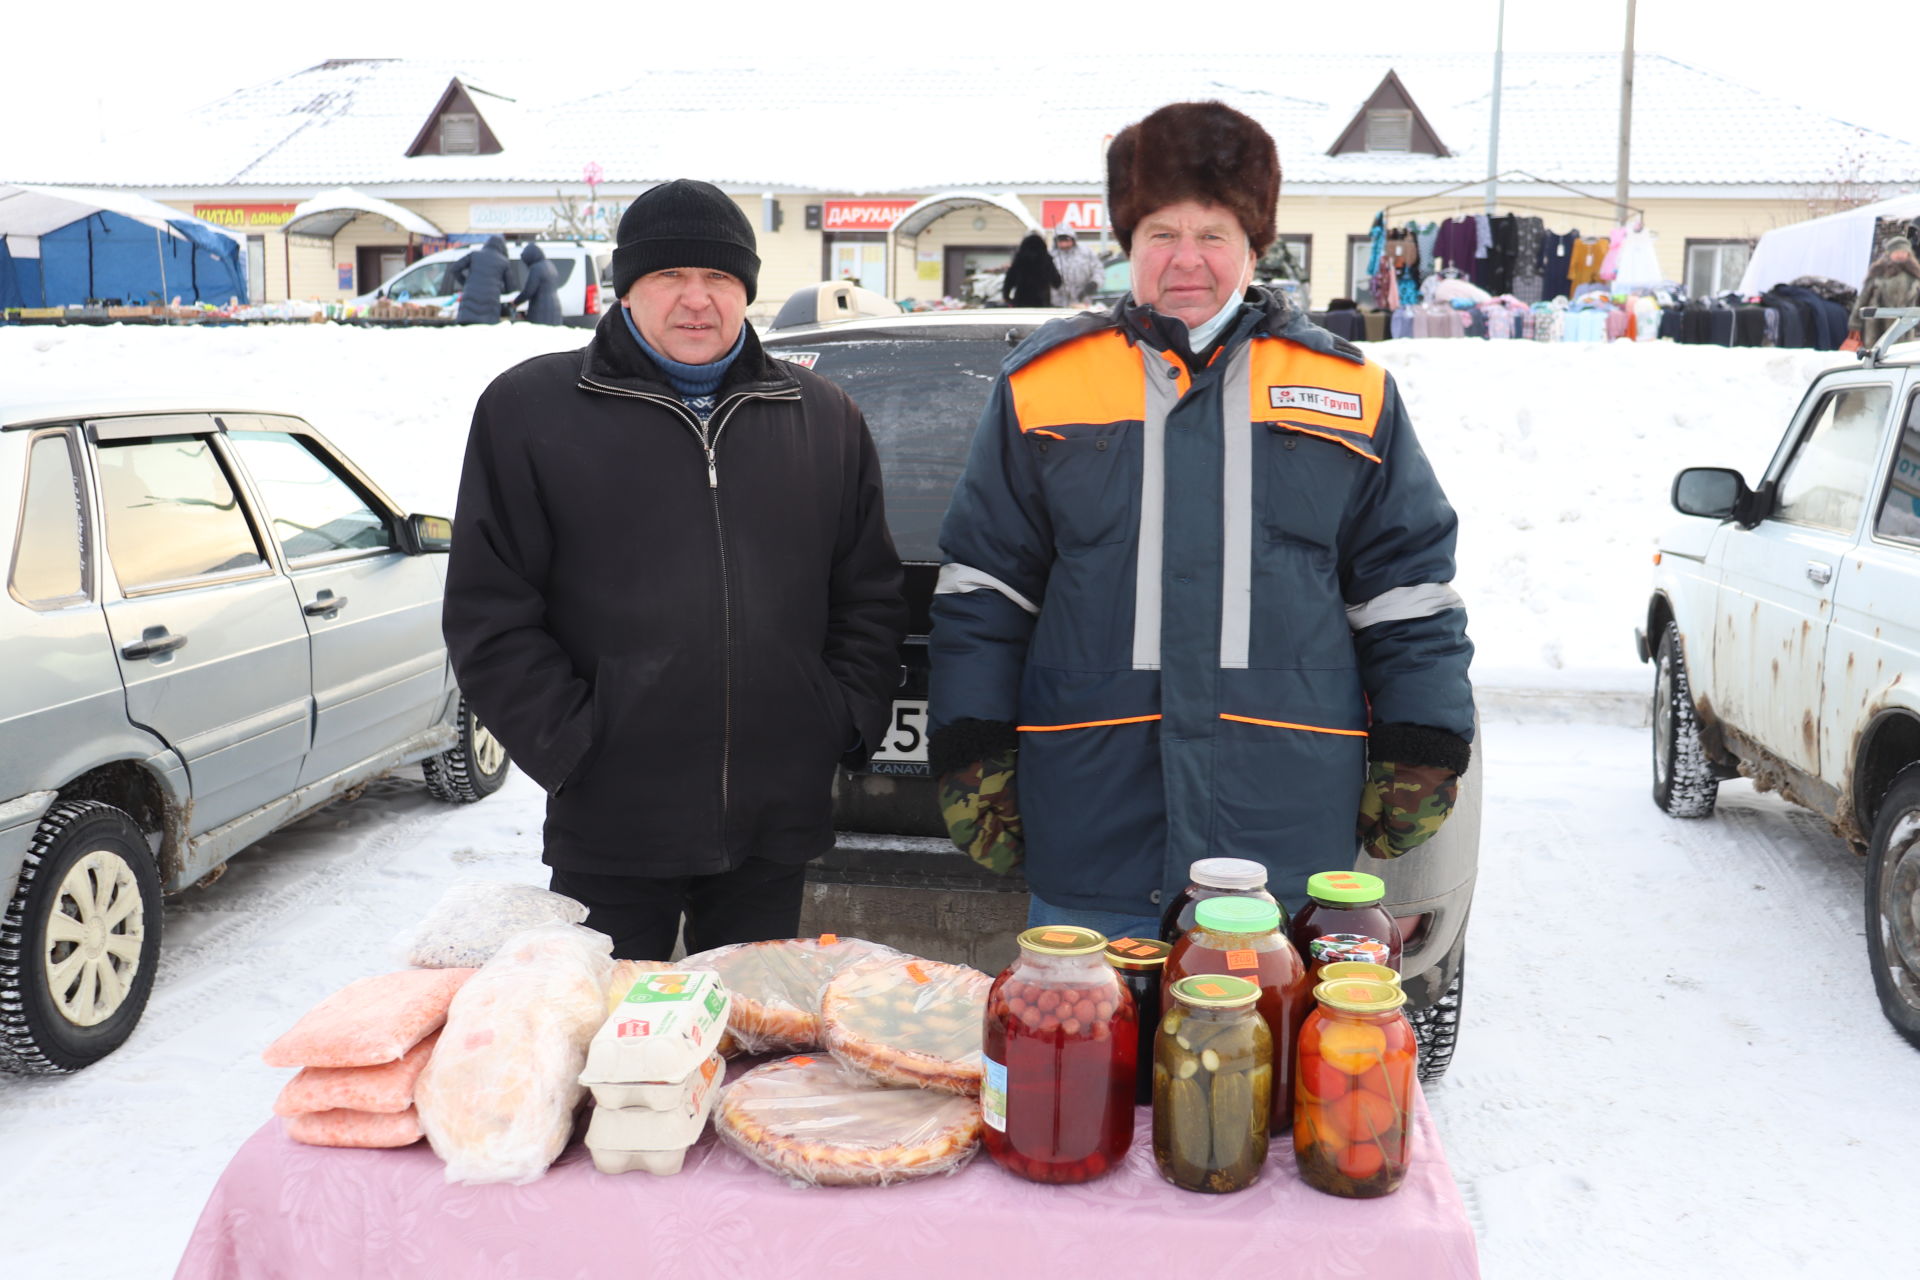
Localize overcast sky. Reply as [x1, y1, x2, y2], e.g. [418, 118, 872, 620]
[6, 1, 1903, 165]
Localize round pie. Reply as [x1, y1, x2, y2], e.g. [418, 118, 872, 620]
[714, 1056, 982, 1187]
[821, 957, 991, 1095]
[683, 937, 901, 1053]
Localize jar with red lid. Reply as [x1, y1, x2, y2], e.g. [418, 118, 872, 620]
[1294, 976, 1417, 1198]
[1288, 870, 1403, 979]
[981, 926, 1137, 1183]
[1158, 857, 1283, 944]
[1163, 896, 1311, 1131]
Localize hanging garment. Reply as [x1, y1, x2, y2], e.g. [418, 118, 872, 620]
[1612, 229, 1666, 291]
[1511, 218, 1547, 303]
[1568, 238, 1609, 293]
[1541, 231, 1576, 301]
[1599, 225, 1631, 282]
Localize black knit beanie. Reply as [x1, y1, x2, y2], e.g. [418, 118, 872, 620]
[611, 179, 760, 302]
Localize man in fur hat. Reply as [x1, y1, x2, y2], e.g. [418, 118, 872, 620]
[1850, 236, 1920, 347]
[927, 101, 1474, 937]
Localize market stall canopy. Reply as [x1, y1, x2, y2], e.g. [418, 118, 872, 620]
[890, 192, 1040, 240]
[1739, 191, 1920, 296]
[0, 183, 247, 306]
[284, 187, 443, 239]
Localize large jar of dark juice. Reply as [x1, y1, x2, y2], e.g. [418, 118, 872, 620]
[1163, 897, 1310, 1131]
[1104, 936, 1170, 1106]
[1158, 857, 1282, 944]
[1289, 870, 1403, 979]
[1152, 975, 1271, 1193]
[1294, 976, 1417, 1198]
[982, 926, 1138, 1183]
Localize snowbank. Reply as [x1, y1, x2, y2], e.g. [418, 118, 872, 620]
[1, 324, 1852, 691]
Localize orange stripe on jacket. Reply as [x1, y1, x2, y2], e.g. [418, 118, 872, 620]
[1017, 714, 1162, 732]
[1010, 329, 1148, 433]
[1247, 340, 1387, 442]
[1219, 713, 1368, 738]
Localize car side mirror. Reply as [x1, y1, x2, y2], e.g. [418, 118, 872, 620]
[398, 512, 453, 555]
[1671, 467, 1754, 523]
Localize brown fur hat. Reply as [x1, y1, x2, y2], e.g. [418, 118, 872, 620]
[1106, 101, 1280, 254]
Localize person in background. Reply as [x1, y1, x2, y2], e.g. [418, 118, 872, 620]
[1002, 232, 1061, 307]
[448, 234, 511, 324]
[1050, 225, 1105, 306]
[442, 179, 908, 959]
[1850, 236, 1920, 347]
[513, 243, 562, 325]
[928, 101, 1473, 937]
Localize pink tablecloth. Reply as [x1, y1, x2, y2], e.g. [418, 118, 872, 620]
[177, 1090, 1480, 1278]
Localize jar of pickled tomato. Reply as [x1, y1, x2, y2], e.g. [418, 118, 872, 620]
[981, 926, 1137, 1184]
[1104, 936, 1171, 1107]
[1164, 896, 1311, 1132]
[1288, 870, 1403, 978]
[1293, 976, 1417, 1198]
[1152, 974, 1271, 1194]
[1317, 960, 1399, 986]
[1158, 857, 1282, 944]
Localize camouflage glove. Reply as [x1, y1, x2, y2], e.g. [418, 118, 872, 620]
[930, 719, 1023, 876]
[1356, 723, 1472, 860]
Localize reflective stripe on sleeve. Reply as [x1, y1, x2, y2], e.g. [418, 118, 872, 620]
[1133, 353, 1175, 672]
[1219, 343, 1256, 670]
[936, 563, 1041, 616]
[1345, 582, 1464, 631]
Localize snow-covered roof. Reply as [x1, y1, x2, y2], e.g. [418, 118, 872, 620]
[13, 53, 1920, 193]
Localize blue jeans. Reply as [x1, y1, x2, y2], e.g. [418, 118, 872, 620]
[1026, 895, 1160, 944]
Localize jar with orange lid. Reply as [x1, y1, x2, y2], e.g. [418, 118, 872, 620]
[1164, 896, 1310, 1131]
[1293, 976, 1417, 1198]
[981, 926, 1137, 1184]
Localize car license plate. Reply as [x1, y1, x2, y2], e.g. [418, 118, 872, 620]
[869, 699, 928, 763]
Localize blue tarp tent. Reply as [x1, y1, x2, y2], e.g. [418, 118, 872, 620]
[0, 184, 248, 307]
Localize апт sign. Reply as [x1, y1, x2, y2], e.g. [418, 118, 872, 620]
[191, 203, 297, 230]
[822, 200, 917, 232]
[1041, 199, 1108, 232]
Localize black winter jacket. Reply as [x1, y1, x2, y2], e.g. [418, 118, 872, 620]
[513, 243, 562, 326]
[450, 235, 511, 323]
[442, 307, 908, 876]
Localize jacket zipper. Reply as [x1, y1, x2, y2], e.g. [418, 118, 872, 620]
[578, 374, 802, 851]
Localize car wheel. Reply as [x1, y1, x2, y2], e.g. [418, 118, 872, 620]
[0, 801, 162, 1074]
[1652, 620, 1718, 818]
[1866, 763, 1920, 1049]
[1408, 950, 1464, 1084]
[423, 698, 511, 804]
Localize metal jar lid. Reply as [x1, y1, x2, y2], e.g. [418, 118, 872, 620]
[1103, 937, 1172, 970]
[1017, 925, 1108, 957]
[1168, 974, 1261, 1009]
[1311, 977, 1408, 1014]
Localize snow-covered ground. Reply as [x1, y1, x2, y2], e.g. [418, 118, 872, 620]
[1, 326, 1908, 1276]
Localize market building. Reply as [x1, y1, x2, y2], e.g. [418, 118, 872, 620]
[12, 54, 1918, 318]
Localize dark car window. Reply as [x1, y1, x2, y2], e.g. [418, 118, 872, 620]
[10, 432, 89, 606]
[784, 336, 1011, 561]
[389, 260, 455, 297]
[97, 436, 264, 588]
[548, 259, 575, 286]
[1876, 392, 1920, 544]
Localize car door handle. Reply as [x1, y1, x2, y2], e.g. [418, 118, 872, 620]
[303, 591, 349, 617]
[1805, 561, 1833, 585]
[120, 627, 188, 661]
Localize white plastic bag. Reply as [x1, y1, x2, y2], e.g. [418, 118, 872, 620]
[400, 881, 589, 969]
[414, 923, 613, 1185]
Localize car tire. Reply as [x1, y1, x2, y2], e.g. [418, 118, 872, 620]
[423, 698, 511, 804]
[1409, 950, 1464, 1084]
[0, 801, 162, 1074]
[1866, 763, 1920, 1050]
[1652, 620, 1719, 818]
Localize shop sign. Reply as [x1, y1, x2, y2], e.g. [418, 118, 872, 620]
[1041, 199, 1108, 232]
[469, 203, 557, 232]
[191, 203, 297, 229]
[822, 200, 917, 232]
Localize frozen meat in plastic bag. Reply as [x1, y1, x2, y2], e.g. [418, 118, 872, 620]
[274, 1031, 438, 1116]
[263, 967, 474, 1068]
[414, 923, 614, 1185]
[284, 1106, 424, 1149]
[400, 881, 589, 968]
[680, 935, 903, 1053]
[714, 1055, 981, 1187]
[821, 957, 991, 1095]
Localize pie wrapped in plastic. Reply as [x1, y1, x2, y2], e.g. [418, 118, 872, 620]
[714, 1056, 981, 1187]
[821, 957, 991, 1095]
[680, 936, 902, 1053]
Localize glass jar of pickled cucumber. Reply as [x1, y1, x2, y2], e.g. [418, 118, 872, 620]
[1152, 974, 1272, 1194]
[1293, 976, 1417, 1199]
[1104, 936, 1171, 1107]
[982, 926, 1138, 1184]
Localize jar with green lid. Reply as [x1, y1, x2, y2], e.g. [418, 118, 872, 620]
[1288, 870, 1402, 978]
[1294, 976, 1416, 1199]
[1104, 936, 1171, 1106]
[1164, 895, 1311, 1131]
[1152, 974, 1272, 1193]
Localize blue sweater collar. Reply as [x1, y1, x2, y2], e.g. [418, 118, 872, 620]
[621, 305, 745, 398]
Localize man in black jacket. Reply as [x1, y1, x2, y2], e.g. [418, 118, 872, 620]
[448, 234, 511, 324]
[443, 179, 907, 958]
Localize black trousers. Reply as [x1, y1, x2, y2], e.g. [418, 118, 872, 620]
[548, 858, 809, 960]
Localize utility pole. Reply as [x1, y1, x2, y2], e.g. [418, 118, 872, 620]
[1616, 0, 1637, 225]
[1486, 0, 1506, 215]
